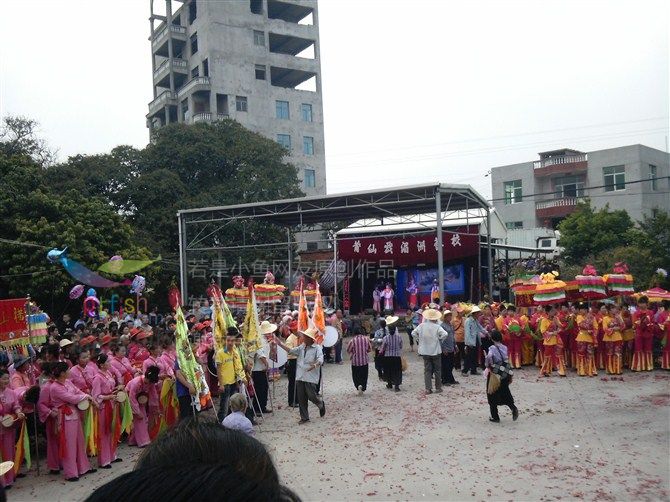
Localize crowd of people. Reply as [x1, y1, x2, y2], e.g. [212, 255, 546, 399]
[0, 293, 667, 493]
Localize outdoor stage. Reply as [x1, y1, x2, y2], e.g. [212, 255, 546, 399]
[177, 183, 497, 310]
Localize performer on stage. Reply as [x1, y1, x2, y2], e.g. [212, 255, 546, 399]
[431, 280, 440, 304]
[372, 286, 382, 314]
[406, 276, 418, 309]
[631, 296, 654, 371]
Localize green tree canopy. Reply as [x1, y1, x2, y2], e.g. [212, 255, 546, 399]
[557, 201, 636, 265]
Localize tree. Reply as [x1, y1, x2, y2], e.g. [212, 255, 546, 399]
[634, 210, 670, 276]
[0, 116, 57, 167]
[557, 200, 637, 265]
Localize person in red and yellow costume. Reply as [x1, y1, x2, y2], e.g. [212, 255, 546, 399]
[660, 304, 670, 370]
[539, 306, 566, 377]
[575, 303, 598, 376]
[505, 306, 523, 369]
[494, 305, 509, 345]
[557, 303, 574, 368]
[593, 304, 607, 370]
[602, 304, 624, 375]
[631, 296, 654, 372]
[529, 305, 547, 368]
[620, 307, 635, 368]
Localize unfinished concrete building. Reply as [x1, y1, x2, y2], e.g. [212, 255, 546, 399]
[147, 0, 326, 195]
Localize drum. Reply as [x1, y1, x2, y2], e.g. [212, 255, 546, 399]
[137, 393, 149, 405]
[115, 391, 128, 403]
[0, 415, 14, 428]
[322, 326, 339, 348]
[77, 399, 90, 411]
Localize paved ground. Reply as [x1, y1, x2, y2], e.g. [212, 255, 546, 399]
[9, 345, 670, 501]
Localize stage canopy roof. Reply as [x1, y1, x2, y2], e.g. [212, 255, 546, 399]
[177, 183, 490, 227]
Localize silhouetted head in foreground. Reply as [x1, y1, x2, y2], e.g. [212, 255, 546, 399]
[85, 419, 300, 502]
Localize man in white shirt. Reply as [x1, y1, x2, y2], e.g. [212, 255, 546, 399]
[273, 327, 325, 424]
[412, 308, 448, 394]
[251, 322, 273, 415]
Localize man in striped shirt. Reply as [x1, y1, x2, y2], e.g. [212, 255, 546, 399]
[347, 327, 372, 395]
[380, 316, 403, 392]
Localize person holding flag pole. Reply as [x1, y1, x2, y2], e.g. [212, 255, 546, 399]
[173, 307, 212, 420]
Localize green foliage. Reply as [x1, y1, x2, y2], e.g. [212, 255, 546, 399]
[558, 202, 670, 290]
[557, 201, 636, 265]
[1, 116, 304, 313]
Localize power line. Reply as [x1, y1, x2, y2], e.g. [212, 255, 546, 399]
[0, 237, 49, 249]
[327, 115, 669, 158]
[326, 126, 668, 173]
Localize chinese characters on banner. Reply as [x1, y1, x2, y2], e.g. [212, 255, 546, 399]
[343, 276, 350, 310]
[0, 298, 28, 343]
[337, 228, 479, 267]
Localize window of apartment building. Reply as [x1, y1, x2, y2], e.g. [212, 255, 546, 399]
[191, 66, 199, 78]
[505, 221, 523, 230]
[190, 33, 198, 55]
[255, 64, 266, 80]
[189, 0, 197, 24]
[603, 165, 625, 192]
[503, 180, 522, 204]
[250, 0, 263, 14]
[203, 58, 209, 77]
[275, 100, 289, 119]
[304, 168, 316, 188]
[540, 239, 553, 248]
[554, 175, 584, 198]
[253, 30, 265, 46]
[303, 136, 314, 155]
[277, 134, 291, 151]
[235, 96, 248, 112]
[649, 165, 658, 191]
[301, 103, 313, 122]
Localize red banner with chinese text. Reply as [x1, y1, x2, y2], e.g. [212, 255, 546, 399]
[338, 228, 479, 267]
[0, 298, 28, 344]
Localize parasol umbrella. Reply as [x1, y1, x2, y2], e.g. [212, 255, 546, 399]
[635, 287, 670, 303]
[533, 272, 566, 305]
[575, 265, 607, 300]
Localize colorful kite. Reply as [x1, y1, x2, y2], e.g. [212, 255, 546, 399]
[98, 255, 159, 275]
[47, 248, 132, 288]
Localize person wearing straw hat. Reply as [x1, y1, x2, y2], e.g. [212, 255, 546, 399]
[463, 306, 487, 376]
[412, 308, 448, 394]
[272, 327, 325, 424]
[379, 315, 403, 392]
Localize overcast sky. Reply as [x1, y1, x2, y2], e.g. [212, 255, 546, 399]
[1, 0, 667, 200]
